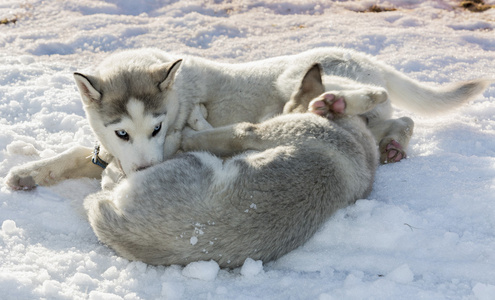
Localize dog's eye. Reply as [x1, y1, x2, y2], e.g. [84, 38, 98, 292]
[152, 123, 162, 137]
[115, 130, 129, 141]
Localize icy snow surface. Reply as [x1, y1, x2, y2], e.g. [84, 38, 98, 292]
[1, 0, 495, 299]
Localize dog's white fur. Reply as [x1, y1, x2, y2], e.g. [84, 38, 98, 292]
[6, 47, 491, 190]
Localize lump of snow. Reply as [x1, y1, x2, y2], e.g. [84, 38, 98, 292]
[19, 55, 35, 65]
[102, 266, 120, 280]
[40, 280, 62, 298]
[190, 236, 198, 245]
[240, 258, 263, 277]
[71, 272, 98, 289]
[473, 283, 495, 300]
[1, 220, 18, 235]
[386, 264, 414, 284]
[6, 141, 38, 156]
[182, 260, 219, 281]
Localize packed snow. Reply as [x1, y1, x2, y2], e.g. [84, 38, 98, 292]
[1, 0, 495, 299]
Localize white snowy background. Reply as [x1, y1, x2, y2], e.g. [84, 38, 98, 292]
[1, 0, 495, 299]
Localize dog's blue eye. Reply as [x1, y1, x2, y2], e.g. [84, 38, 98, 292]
[115, 130, 129, 141]
[152, 123, 162, 137]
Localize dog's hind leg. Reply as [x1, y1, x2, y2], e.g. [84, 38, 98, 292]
[5, 146, 105, 190]
[367, 117, 414, 164]
[284, 64, 388, 117]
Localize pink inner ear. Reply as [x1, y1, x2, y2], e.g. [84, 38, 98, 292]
[80, 85, 92, 99]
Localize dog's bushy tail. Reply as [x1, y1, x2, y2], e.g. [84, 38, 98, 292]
[384, 66, 492, 115]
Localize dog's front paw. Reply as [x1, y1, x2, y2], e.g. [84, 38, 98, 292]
[308, 93, 346, 119]
[5, 169, 37, 190]
[5, 159, 64, 190]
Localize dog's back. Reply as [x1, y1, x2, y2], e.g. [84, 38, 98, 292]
[85, 114, 376, 267]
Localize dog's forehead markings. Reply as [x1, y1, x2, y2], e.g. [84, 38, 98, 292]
[126, 98, 145, 125]
[153, 111, 167, 118]
[126, 98, 159, 126]
[104, 118, 122, 127]
[126, 98, 145, 117]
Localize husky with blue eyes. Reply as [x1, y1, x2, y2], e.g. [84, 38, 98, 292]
[71, 59, 184, 188]
[5, 47, 490, 190]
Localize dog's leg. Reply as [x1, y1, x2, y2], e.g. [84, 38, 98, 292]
[5, 146, 104, 190]
[368, 117, 414, 164]
[181, 123, 255, 157]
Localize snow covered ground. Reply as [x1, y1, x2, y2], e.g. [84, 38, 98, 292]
[1, 0, 495, 299]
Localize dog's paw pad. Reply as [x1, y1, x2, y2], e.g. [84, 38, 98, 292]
[5, 173, 37, 191]
[381, 140, 406, 164]
[308, 93, 346, 119]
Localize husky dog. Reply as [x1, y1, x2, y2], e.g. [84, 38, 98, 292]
[83, 65, 380, 267]
[6, 47, 490, 190]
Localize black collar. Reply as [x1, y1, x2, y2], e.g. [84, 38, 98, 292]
[92, 144, 109, 169]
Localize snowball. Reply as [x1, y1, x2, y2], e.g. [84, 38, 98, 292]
[240, 258, 263, 277]
[386, 264, 414, 284]
[182, 260, 219, 281]
[1, 220, 18, 235]
[190, 236, 198, 245]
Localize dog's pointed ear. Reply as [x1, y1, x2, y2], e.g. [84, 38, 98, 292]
[153, 59, 183, 92]
[299, 63, 324, 96]
[73, 73, 102, 105]
[283, 64, 325, 114]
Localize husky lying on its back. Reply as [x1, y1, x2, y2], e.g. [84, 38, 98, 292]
[6, 47, 490, 190]
[83, 65, 380, 267]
